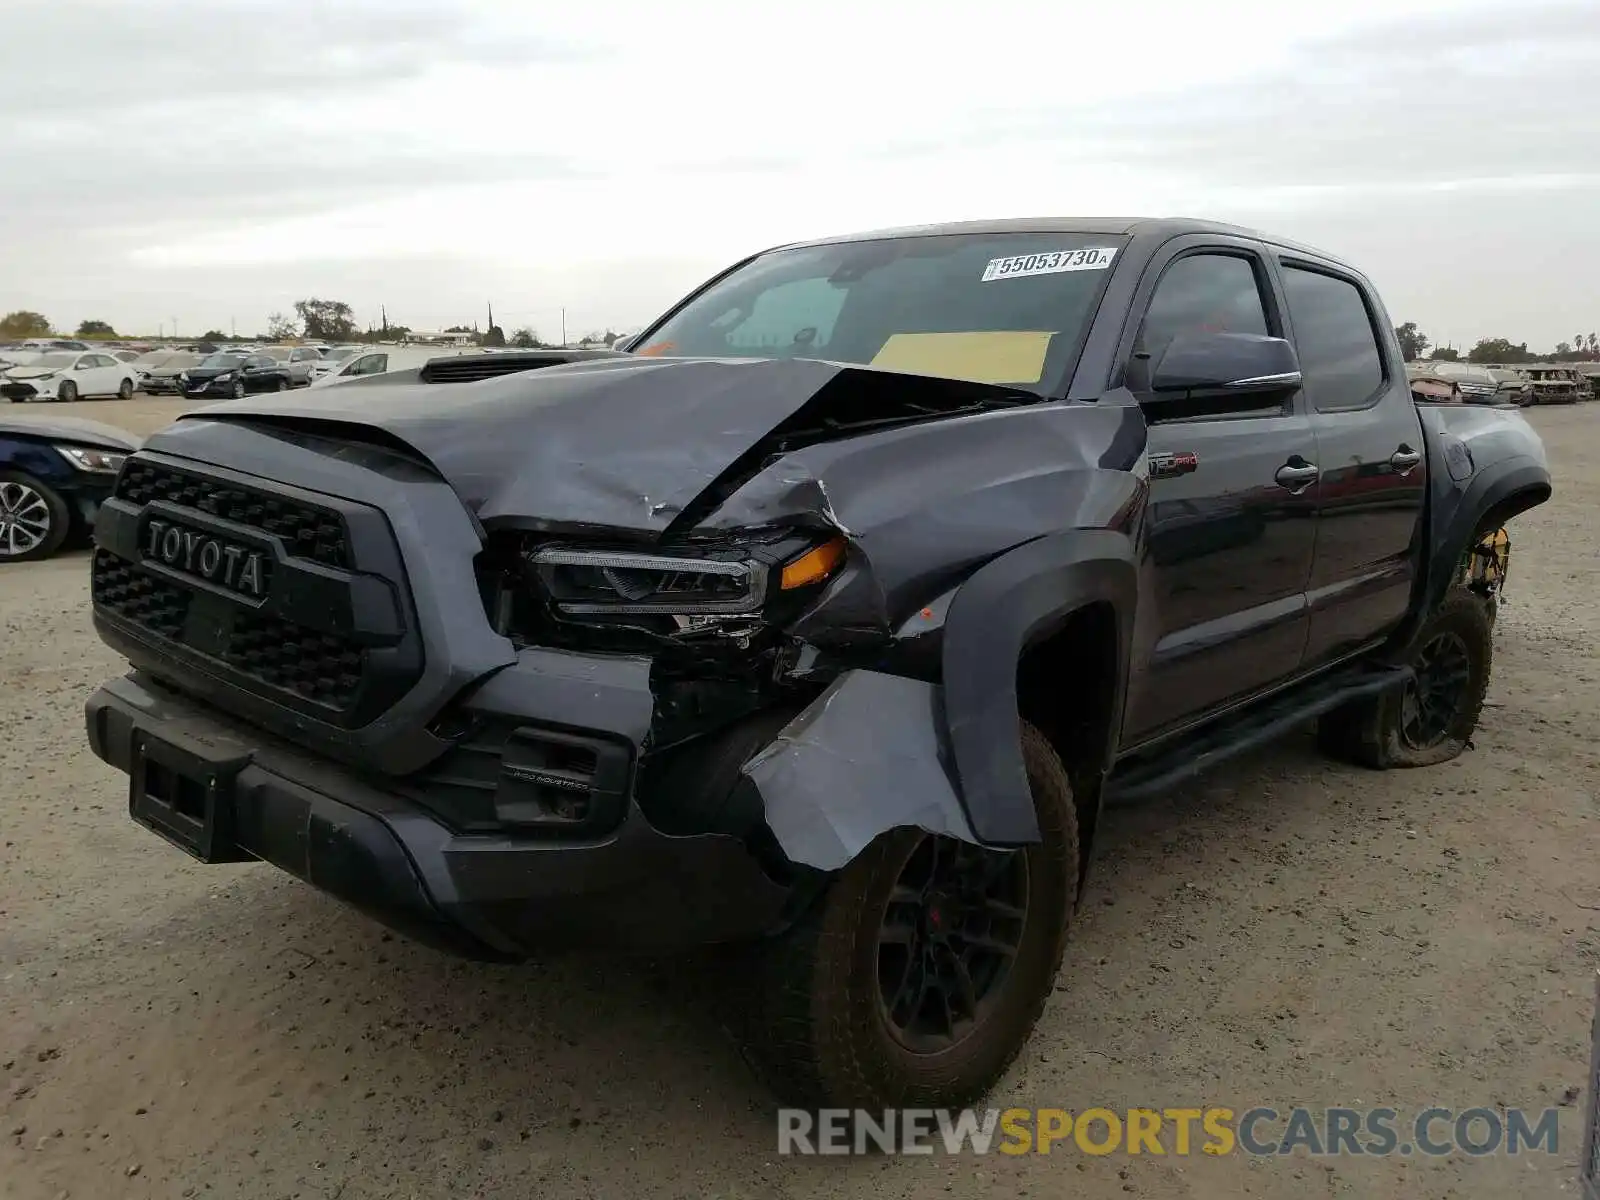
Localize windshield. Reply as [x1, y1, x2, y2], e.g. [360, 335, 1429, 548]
[198, 353, 246, 369]
[33, 352, 78, 367]
[635, 232, 1128, 394]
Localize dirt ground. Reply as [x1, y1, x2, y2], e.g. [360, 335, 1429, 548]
[2, 396, 1597, 1199]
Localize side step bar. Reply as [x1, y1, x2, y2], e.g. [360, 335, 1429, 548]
[1104, 663, 1413, 804]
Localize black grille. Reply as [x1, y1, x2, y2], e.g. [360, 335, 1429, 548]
[115, 461, 350, 568]
[91, 550, 190, 638]
[223, 613, 363, 709]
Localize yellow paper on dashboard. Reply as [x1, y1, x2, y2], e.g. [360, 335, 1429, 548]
[869, 331, 1054, 385]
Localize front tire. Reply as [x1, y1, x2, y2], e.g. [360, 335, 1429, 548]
[231, 381, 245, 399]
[276, 379, 289, 392]
[1317, 589, 1493, 768]
[0, 471, 70, 562]
[56, 380, 77, 403]
[117, 377, 134, 400]
[736, 721, 1078, 1109]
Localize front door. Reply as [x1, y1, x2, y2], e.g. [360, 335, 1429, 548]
[1121, 245, 1319, 741]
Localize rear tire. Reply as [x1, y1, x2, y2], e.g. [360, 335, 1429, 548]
[0, 470, 71, 562]
[1317, 589, 1492, 769]
[733, 721, 1077, 1109]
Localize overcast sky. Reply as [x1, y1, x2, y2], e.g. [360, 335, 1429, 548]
[2, 0, 1595, 349]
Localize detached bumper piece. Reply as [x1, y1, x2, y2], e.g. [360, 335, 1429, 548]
[86, 672, 792, 960]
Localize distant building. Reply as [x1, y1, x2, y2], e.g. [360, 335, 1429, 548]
[401, 330, 479, 347]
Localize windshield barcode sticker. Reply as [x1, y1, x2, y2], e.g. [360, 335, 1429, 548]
[981, 247, 1117, 282]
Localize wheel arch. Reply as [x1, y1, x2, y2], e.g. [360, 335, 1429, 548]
[1390, 457, 1549, 654]
[941, 529, 1138, 849]
[1424, 461, 1549, 610]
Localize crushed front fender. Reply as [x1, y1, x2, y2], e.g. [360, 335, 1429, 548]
[738, 669, 980, 871]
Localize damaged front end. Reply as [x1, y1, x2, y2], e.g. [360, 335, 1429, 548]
[87, 351, 1144, 955]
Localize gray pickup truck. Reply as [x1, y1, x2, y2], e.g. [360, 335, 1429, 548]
[84, 217, 1549, 1112]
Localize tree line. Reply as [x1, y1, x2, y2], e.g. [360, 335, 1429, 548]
[1394, 322, 1598, 365]
[1, 300, 626, 351]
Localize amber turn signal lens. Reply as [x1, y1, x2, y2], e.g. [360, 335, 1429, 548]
[780, 537, 846, 590]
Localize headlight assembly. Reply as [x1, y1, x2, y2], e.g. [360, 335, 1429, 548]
[529, 534, 847, 618]
[53, 444, 128, 473]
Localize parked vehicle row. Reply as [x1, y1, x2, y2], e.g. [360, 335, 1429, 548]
[1405, 360, 1595, 406]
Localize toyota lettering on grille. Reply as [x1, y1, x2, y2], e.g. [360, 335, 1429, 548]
[142, 518, 266, 599]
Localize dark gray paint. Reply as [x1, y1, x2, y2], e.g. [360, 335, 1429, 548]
[740, 670, 979, 871]
[191, 356, 1038, 536]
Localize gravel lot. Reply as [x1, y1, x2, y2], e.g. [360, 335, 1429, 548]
[3, 397, 1598, 1199]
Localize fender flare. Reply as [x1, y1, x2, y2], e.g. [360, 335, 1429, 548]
[1421, 458, 1550, 613]
[940, 528, 1139, 845]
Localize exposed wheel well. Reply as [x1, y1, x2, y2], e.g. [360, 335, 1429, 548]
[1474, 485, 1549, 539]
[1015, 601, 1119, 871]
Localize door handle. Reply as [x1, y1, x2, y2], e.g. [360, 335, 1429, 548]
[1390, 445, 1423, 474]
[1275, 458, 1320, 493]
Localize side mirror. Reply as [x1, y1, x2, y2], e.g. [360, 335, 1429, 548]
[1149, 332, 1302, 395]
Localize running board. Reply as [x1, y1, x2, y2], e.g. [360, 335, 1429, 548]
[1104, 664, 1413, 804]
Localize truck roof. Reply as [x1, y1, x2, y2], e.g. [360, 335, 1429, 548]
[778, 216, 1341, 262]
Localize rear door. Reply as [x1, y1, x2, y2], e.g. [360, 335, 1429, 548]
[79, 353, 117, 395]
[1273, 258, 1427, 668]
[1119, 238, 1319, 741]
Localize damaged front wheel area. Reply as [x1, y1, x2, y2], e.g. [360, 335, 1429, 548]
[733, 721, 1078, 1109]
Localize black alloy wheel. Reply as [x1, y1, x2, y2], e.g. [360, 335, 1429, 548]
[1398, 630, 1473, 751]
[876, 835, 1029, 1054]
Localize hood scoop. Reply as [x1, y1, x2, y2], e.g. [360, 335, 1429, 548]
[418, 349, 628, 386]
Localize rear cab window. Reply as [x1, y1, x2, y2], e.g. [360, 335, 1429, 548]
[1280, 265, 1386, 412]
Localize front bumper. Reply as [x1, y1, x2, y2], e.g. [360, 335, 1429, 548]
[85, 671, 795, 959]
[180, 380, 236, 398]
[1, 381, 51, 401]
[139, 377, 182, 394]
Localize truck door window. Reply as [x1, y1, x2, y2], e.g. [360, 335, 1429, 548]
[1281, 266, 1385, 411]
[1137, 253, 1270, 366]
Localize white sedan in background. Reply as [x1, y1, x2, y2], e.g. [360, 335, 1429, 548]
[310, 346, 479, 386]
[0, 350, 139, 402]
[308, 344, 365, 381]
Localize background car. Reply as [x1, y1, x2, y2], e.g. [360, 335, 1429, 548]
[106, 349, 143, 364]
[1524, 364, 1585, 404]
[308, 344, 364, 381]
[256, 345, 323, 387]
[0, 347, 44, 372]
[0, 415, 137, 562]
[1484, 366, 1534, 406]
[309, 345, 480, 386]
[1406, 359, 1500, 403]
[134, 351, 201, 394]
[180, 352, 293, 398]
[0, 350, 138, 402]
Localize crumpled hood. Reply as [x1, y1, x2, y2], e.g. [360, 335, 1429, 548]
[4, 368, 58, 380]
[0, 415, 139, 451]
[179, 356, 1034, 535]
